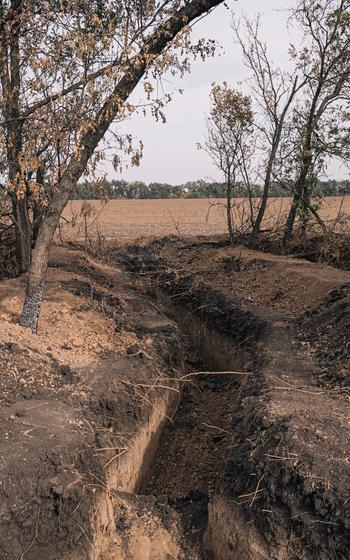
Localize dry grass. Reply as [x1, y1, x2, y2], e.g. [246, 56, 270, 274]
[60, 196, 350, 243]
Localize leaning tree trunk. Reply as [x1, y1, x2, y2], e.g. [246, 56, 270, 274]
[252, 130, 282, 242]
[251, 76, 299, 242]
[252, 161, 273, 241]
[19, 0, 225, 332]
[19, 225, 54, 332]
[282, 190, 300, 248]
[300, 183, 311, 236]
[283, 151, 313, 248]
[20, 258, 45, 333]
[19, 178, 73, 332]
[14, 194, 32, 270]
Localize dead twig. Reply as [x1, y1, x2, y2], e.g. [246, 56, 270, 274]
[127, 349, 154, 360]
[201, 422, 232, 435]
[20, 508, 40, 559]
[250, 474, 265, 508]
[180, 370, 254, 380]
[104, 449, 127, 469]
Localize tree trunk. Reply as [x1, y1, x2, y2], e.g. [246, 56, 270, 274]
[20, 279, 44, 333]
[19, 0, 225, 332]
[226, 180, 234, 244]
[19, 178, 73, 332]
[283, 150, 313, 248]
[251, 77, 299, 242]
[32, 204, 44, 243]
[2, 0, 31, 269]
[300, 183, 311, 236]
[15, 195, 32, 270]
[283, 190, 300, 248]
[252, 126, 282, 242]
[252, 161, 273, 241]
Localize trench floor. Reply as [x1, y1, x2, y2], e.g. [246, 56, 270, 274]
[140, 355, 238, 557]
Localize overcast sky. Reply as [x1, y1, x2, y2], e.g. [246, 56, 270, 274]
[106, 0, 347, 184]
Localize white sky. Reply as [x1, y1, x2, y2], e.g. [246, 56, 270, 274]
[106, 0, 347, 184]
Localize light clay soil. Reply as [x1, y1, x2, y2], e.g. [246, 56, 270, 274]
[0, 245, 197, 559]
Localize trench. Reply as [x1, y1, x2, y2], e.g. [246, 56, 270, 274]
[79, 248, 263, 560]
[106, 293, 253, 560]
[109, 261, 350, 560]
[140, 363, 239, 558]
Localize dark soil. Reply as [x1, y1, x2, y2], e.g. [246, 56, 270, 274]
[143, 364, 238, 497]
[249, 231, 350, 271]
[300, 284, 350, 389]
[1, 236, 350, 559]
[140, 361, 241, 558]
[116, 236, 350, 560]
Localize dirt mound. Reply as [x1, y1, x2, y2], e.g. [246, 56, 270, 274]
[118, 237, 350, 560]
[108, 491, 201, 559]
[0, 246, 189, 559]
[254, 231, 350, 271]
[2, 238, 350, 559]
[125, 236, 350, 390]
[301, 284, 350, 388]
[122, 235, 350, 316]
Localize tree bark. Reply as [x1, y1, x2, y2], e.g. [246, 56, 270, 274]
[19, 0, 225, 332]
[283, 154, 312, 248]
[1, 0, 32, 270]
[251, 150, 275, 241]
[283, 190, 300, 248]
[226, 170, 235, 244]
[300, 180, 311, 235]
[15, 195, 32, 270]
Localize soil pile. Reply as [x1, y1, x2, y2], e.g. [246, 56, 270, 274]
[0, 246, 192, 560]
[301, 283, 350, 388]
[117, 237, 350, 560]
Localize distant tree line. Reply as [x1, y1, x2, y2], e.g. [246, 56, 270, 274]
[71, 178, 350, 200]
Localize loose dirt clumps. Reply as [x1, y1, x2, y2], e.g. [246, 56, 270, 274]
[0, 245, 190, 560]
[143, 370, 237, 498]
[117, 236, 350, 560]
[1, 236, 350, 559]
[108, 491, 202, 559]
[300, 284, 350, 387]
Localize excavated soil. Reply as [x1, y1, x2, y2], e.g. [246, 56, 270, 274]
[0, 237, 350, 559]
[123, 236, 350, 389]
[115, 236, 350, 559]
[0, 246, 194, 559]
[143, 368, 237, 497]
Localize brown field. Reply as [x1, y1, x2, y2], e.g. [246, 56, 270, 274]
[61, 196, 350, 242]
